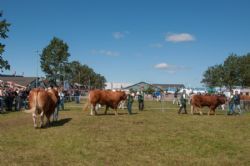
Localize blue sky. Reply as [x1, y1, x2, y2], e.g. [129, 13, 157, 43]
[1, 0, 250, 87]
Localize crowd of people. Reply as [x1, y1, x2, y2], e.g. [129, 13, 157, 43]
[0, 87, 29, 113]
[0, 84, 85, 115]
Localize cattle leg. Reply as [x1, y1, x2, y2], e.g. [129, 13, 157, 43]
[207, 109, 210, 115]
[104, 106, 109, 115]
[191, 105, 194, 115]
[198, 107, 203, 115]
[90, 105, 97, 115]
[39, 111, 44, 128]
[46, 115, 51, 127]
[115, 109, 118, 115]
[90, 105, 94, 115]
[32, 113, 37, 128]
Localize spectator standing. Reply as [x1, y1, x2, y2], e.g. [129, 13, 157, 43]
[233, 91, 242, 115]
[127, 93, 134, 115]
[178, 90, 188, 114]
[137, 91, 144, 111]
[173, 90, 178, 105]
[75, 89, 80, 104]
[59, 89, 65, 110]
[228, 90, 235, 115]
[0, 88, 5, 113]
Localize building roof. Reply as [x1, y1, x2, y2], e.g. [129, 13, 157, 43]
[123, 82, 162, 91]
[0, 76, 37, 87]
[152, 84, 185, 90]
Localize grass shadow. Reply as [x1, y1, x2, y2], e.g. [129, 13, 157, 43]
[95, 112, 138, 116]
[50, 118, 72, 127]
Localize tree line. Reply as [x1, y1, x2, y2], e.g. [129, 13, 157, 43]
[40, 37, 106, 89]
[201, 53, 250, 90]
[0, 12, 106, 89]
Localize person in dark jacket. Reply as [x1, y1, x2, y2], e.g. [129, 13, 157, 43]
[178, 90, 188, 114]
[137, 91, 144, 111]
[233, 91, 242, 115]
[127, 93, 134, 115]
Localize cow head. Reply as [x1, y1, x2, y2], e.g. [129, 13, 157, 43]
[217, 95, 226, 104]
[119, 91, 127, 101]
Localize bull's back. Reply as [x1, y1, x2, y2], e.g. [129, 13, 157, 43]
[241, 95, 250, 101]
[88, 90, 125, 107]
[191, 95, 217, 107]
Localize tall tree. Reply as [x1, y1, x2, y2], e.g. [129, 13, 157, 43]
[201, 53, 250, 90]
[201, 65, 224, 88]
[40, 37, 70, 85]
[238, 53, 250, 87]
[67, 61, 106, 89]
[0, 12, 10, 71]
[223, 54, 240, 90]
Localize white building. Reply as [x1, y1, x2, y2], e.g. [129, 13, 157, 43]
[105, 82, 132, 90]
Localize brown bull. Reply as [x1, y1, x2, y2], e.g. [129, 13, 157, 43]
[83, 90, 127, 115]
[190, 95, 226, 115]
[28, 88, 59, 128]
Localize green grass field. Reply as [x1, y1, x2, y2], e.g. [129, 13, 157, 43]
[0, 100, 250, 166]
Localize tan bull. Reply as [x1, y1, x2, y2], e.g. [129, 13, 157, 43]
[28, 88, 59, 128]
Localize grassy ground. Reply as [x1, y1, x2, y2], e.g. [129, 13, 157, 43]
[0, 100, 250, 166]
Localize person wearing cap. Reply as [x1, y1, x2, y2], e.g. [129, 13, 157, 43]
[127, 93, 134, 115]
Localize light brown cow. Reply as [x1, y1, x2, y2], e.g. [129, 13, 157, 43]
[241, 95, 250, 111]
[83, 90, 127, 115]
[28, 88, 59, 128]
[190, 94, 226, 115]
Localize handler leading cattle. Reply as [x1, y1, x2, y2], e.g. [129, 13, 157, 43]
[28, 87, 59, 128]
[83, 90, 127, 115]
[190, 94, 226, 115]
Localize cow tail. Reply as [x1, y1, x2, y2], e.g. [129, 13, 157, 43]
[24, 90, 39, 114]
[34, 91, 39, 115]
[83, 93, 90, 112]
[190, 96, 193, 114]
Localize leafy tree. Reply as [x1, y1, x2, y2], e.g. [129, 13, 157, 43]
[223, 54, 240, 90]
[67, 60, 106, 89]
[91, 73, 106, 89]
[238, 53, 250, 87]
[0, 12, 10, 71]
[201, 53, 250, 90]
[40, 37, 70, 85]
[145, 86, 155, 94]
[201, 64, 224, 89]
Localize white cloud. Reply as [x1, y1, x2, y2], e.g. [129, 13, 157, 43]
[112, 31, 129, 39]
[150, 43, 164, 48]
[154, 62, 190, 73]
[91, 49, 120, 57]
[154, 63, 169, 69]
[166, 33, 195, 43]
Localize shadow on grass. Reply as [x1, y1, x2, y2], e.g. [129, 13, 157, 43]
[50, 118, 72, 127]
[61, 109, 71, 111]
[94, 112, 138, 116]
